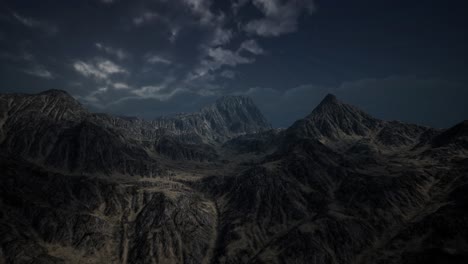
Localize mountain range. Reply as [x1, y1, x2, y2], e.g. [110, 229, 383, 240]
[0, 90, 467, 264]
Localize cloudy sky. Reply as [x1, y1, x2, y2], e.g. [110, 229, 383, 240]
[0, 0, 467, 128]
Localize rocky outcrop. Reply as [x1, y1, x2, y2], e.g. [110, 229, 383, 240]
[288, 94, 380, 140]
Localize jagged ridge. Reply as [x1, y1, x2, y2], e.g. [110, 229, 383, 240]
[287, 93, 435, 152]
[0, 90, 272, 175]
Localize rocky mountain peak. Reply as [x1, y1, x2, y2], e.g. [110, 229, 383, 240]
[200, 95, 271, 136]
[215, 95, 253, 106]
[288, 94, 380, 140]
[309, 93, 376, 121]
[93, 94, 272, 144]
[310, 93, 346, 116]
[0, 89, 87, 123]
[38, 89, 73, 98]
[204, 95, 260, 115]
[320, 93, 339, 105]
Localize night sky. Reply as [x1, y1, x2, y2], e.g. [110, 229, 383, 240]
[0, 0, 467, 128]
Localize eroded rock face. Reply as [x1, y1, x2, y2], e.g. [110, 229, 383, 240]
[0, 90, 467, 264]
[0, 157, 216, 264]
[94, 95, 271, 144]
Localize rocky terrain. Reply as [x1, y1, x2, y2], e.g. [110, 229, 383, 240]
[0, 90, 467, 264]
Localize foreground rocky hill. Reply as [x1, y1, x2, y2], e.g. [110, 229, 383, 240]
[0, 90, 271, 176]
[0, 90, 467, 264]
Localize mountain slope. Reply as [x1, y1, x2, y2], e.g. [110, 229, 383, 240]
[198, 95, 468, 264]
[0, 90, 271, 175]
[95, 95, 271, 143]
[291, 94, 380, 140]
[287, 94, 435, 152]
[0, 91, 467, 264]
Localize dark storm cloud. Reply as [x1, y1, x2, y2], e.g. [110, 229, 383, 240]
[76, 0, 279, 105]
[0, 0, 314, 104]
[0, 0, 467, 128]
[243, 0, 315, 37]
[62, 0, 282, 107]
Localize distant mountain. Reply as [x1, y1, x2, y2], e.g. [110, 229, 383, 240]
[0, 90, 271, 175]
[287, 93, 435, 151]
[0, 90, 467, 264]
[200, 95, 271, 137]
[95, 95, 271, 143]
[289, 93, 380, 139]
